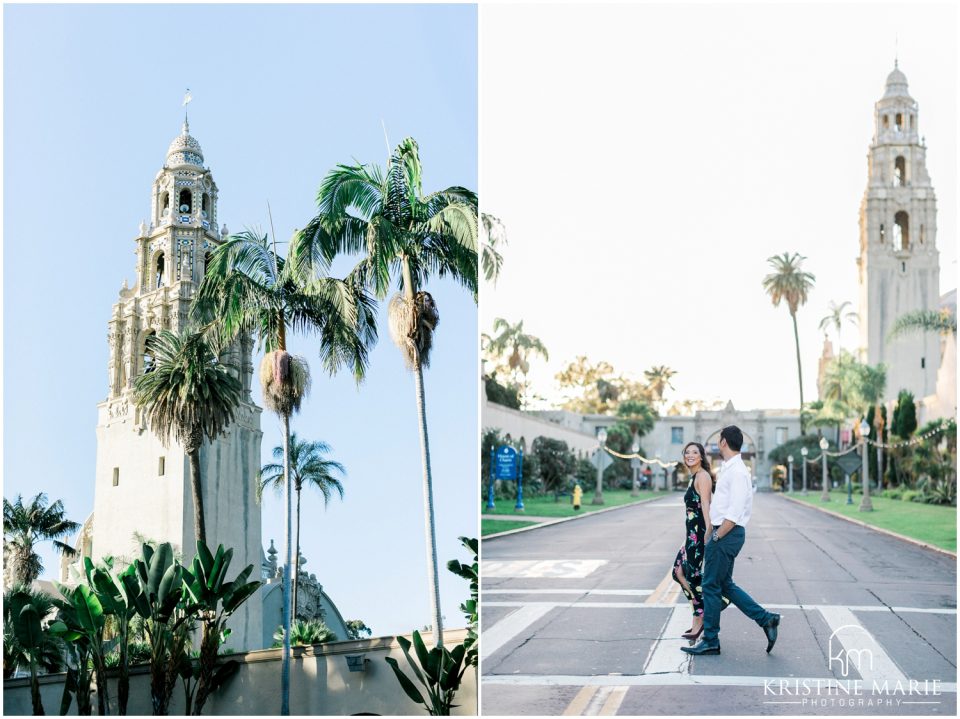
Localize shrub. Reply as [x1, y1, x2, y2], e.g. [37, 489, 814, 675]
[901, 490, 921, 503]
[882, 488, 903, 500]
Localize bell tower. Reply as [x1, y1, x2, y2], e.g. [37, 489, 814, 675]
[91, 117, 263, 650]
[857, 62, 940, 400]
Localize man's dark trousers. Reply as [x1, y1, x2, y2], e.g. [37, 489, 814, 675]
[701, 525, 774, 645]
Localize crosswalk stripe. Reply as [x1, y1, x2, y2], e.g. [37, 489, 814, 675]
[483, 588, 654, 596]
[817, 606, 909, 683]
[642, 605, 694, 675]
[584, 686, 613, 715]
[482, 674, 958, 692]
[481, 604, 553, 662]
[481, 600, 956, 614]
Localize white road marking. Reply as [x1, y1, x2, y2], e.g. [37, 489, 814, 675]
[817, 606, 909, 683]
[483, 588, 654, 596]
[642, 605, 694, 675]
[481, 604, 554, 662]
[482, 674, 958, 692]
[482, 600, 956, 614]
[485, 601, 682, 609]
[584, 685, 613, 715]
[483, 559, 607, 578]
[644, 503, 685, 508]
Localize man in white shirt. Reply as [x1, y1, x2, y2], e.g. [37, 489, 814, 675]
[681, 425, 780, 656]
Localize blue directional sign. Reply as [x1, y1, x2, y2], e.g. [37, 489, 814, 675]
[495, 445, 519, 480]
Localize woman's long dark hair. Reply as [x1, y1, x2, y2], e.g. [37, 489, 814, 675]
[681, 442, 715, 491]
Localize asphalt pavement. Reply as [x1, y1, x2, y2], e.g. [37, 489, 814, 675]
[480, 492, 957, 716]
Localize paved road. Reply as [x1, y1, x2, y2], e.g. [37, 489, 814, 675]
[480, 492, 957, 716]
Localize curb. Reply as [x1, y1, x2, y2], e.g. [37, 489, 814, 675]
[778, 493, 957, 558]
[482, 494, 673, 540]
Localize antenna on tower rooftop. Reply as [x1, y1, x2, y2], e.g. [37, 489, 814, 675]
[182, 88, 193, 132]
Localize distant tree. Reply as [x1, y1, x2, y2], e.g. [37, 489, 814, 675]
[485, 318, 549, 409]
[891, 390, 918, 440]
[643, 366, 677, 409]
[762, 252, 816, 432]
[530, 437, 576, 493]
[3, 493, 80, 587]
[481, 213, 507, 284]
[555, 356, 617, 414]
[259, 433, 345, 617]
[483, 375, 521, 410]
[888, 308, 957, 341]
[345, 620, 373, 641]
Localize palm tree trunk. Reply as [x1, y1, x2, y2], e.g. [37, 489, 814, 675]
[791, 311, 806, 434]
[30, 658, 44, 716]
[187, 448, 207, 546]
[413, 358, 444, 648]
[293, 486, 302, 620]
[401, 255, 444, 648]
[280, 413, 292, 716]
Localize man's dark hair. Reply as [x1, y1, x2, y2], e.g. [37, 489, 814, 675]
[720, 425, 744, 451]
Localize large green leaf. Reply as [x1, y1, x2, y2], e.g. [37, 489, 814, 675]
[73, 585, 105, 634]
[384, 656, 426, 708]
[147, 543, 173, 596]
[396, 634, 427, 687]
[222, 579, 261, 616]
[15, 604, 43, 650]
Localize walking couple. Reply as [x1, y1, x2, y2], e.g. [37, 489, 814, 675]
[670, 425, 780, 655]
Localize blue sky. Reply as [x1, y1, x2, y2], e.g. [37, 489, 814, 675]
[3, 3, 478, 637]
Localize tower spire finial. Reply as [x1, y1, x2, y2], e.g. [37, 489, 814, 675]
[182, 88, 192, 133]
[894, 34, 899, 68]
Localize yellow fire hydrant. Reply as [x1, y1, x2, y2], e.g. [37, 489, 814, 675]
[572, 484, 583, 511]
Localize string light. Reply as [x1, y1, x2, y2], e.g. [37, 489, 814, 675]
[601, 445, 678, 468]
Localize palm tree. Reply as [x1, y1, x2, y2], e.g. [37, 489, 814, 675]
[3, 494, 80, 587]
[192, 228, 376, 715]
[762, 252, 816, 433]
[485, 318, 549, 408]
[133, 329, 243, 548]
[888, 308, 957, 340]
[643, 365, 677, 410]
[297, 138, 477, 647]
[818, 301, 858, 443]
[259, 432, 345, 616]
[481, 213, 507, 283]
[819, 300, 859, 355]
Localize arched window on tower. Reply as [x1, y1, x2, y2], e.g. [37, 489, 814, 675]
[204, 251, 212, 276]
[155, 254, 165, 288]
[160, 191, 170, 217]
[178, 189, 192, 214]
[143, 331, 157, 374]
[879, 223, 885, 243]
[894, 211, 909, 251]
[882, 115, 889, 130]
[919, 224, 925, 245]
[895, 113, 904, 132]
[894, 156, 906, 186]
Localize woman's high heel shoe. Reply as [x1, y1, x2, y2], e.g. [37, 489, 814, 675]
[681, 625, 704, 640]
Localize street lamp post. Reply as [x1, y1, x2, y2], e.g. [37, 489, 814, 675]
[859, 419, 873, 512]
[630, 439, 640, 498]
[819, 436, 830, 502]
[800, 446, 809, 495]
[593, 428, 607, 505]
[787, 455, 794, 493]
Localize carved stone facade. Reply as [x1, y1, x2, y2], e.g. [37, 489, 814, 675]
[857, 63, 940, 401]
[87, 121, 264, 651]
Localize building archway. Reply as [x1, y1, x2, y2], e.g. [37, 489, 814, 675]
[703, 428, 759, 478]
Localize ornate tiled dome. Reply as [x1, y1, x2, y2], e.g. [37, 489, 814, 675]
[883, 62, 909, 98]
[166, 120, 204, 167]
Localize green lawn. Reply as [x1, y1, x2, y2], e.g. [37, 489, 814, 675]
[482, 488, 663, 519]
[788, 491, 956, 552]
[482, 519, 538, 536]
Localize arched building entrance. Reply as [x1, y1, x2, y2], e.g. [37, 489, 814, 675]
[703, 428, 759, 480]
